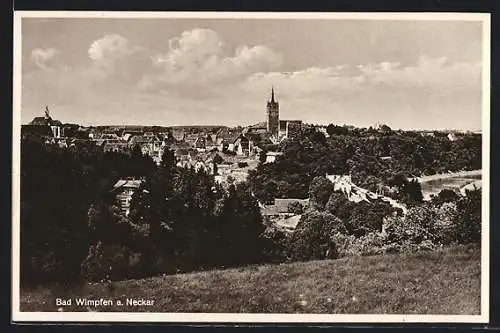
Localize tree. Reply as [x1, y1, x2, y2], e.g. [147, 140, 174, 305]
[454, 188, 481, 244]
[401, 179, 424, 204]
[432, 189, 459, 205]
[309, 176, 334, 210]
[288, 201, 304, 214]
[290, 210, 347, 261]
[219, 182, 266, 266]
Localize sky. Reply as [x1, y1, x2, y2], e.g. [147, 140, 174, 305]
[20, 16, 485, 130]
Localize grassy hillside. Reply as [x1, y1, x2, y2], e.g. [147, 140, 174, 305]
[20, 245, 481, 314]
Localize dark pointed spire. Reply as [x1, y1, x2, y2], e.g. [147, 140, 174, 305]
[271, 86, 275, 103]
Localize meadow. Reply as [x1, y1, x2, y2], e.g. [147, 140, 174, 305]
[20, 245, 480, 314]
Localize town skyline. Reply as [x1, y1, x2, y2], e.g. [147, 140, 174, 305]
[21, 17, 484, 130]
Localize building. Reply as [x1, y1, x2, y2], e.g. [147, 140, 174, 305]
[447, 132, 458, 141]
[232, 134, 254, 156]
[129, 135, 164, 165]
[171, 128, 186, 141]
[103, 140, 129, 153]
[265, 151, 283, 163]
[24, 106, 64, 139]
[279, 120, 302, 139]
[266, 87, 279, 137]
[111, 179, 143, 216]
[265, 88, 302, 140]
[194, 136, 207, 151]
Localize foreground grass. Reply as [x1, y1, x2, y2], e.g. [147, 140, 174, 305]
[20, 245, 481, 314]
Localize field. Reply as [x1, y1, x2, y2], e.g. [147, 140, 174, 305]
[20, 245, 481, 314]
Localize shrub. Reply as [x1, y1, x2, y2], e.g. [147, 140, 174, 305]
[260, 225, 293, 263]
[238, 162, 249, 168]
[81, 242, 144, 282]
[289, 210, 347, 261]
[437, 189, 460, 203]
[454, 189, 481, 244]
[287, 201, 304, 214]
[435, 202, 459, 245]
[332, 231, 399, 257]
[381, 207, 441, 253]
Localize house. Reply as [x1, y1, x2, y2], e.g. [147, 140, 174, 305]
[233, 135, 252, 156]
[121, 130, 143, 141]
[184, 134, 199, 147]
[265, 151, 283, 163]
[129, 135, 164, 164]
[103, 140, 129, 153]
[316, 126, 330, 138]
[194, 136, 207, 151]
[111, 179, 143, 216]
[222, 132, 242, 152]
[215, 127, 231, 144]
[171, 128, 186, 141]
[100, 133, 121, 140]
[447, 132, 458, 141]
[261, 198, 309, 217]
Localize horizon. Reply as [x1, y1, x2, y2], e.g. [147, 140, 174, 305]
[21, 111, 482, 133]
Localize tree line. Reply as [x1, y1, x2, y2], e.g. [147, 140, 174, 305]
[248, 127, 481, 203]
[20, 137, 265, 285]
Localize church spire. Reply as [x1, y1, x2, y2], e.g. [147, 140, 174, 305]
[271, 86, 275, 103]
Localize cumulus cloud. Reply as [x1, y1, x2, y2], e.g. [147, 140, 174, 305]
[139, 28, 283, 92]
[242, 55, 481, 99]
[359, 55, 482, 90]
[88, 34, 139, 61]
[85, 34, 151, 83]
[30, 48, 59, 70]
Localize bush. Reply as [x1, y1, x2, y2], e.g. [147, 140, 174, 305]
[238, 162, 249, 168]
[287, 201, 304, 214]
[260, 225, 293, 263]
[81, 241, 144, 282]
[290, 210, 347, 261]
[454, 189, 481, 244]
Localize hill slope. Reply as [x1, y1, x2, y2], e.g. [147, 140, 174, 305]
[21, 245, 480, 314]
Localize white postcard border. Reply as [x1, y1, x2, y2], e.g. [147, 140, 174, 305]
[11, 10, 491, 324]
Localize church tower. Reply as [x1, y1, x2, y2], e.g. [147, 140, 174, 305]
[266, 87, 279, 137]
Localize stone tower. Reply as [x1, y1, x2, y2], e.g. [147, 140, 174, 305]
[266, 87, 279, 137]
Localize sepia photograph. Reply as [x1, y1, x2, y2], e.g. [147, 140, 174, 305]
[12, 11, 490, 323]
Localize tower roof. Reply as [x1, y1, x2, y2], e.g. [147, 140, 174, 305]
[268, 87, 278, 105]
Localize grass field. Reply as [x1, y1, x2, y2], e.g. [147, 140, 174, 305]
[20, 245, 481, 314]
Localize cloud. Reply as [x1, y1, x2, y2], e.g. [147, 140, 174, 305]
[30, 48, 59, 70]
[139, 28, 283, 92]
[358, 55, 482, 91]
[242, 55, 481, 99]
[86, 34, 151, 83]
[88, 34, 139, 61]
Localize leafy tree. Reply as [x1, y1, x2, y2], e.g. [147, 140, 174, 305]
[309, 176, 334, 210]
[290, 210, 347, 261]
[219, 182, 266, 266]
[432, 189, 460, 206]
[454, 188, 481, 244]
[288, 201, 304, 214]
